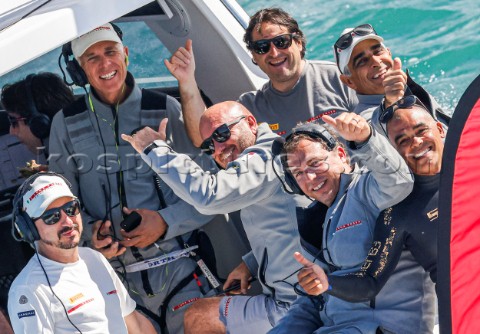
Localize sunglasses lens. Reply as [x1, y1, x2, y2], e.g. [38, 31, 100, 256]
[252, 40, 270, 54]
[272, 35, 293, 49]
[200, 138, 215, 155]
[212, 125, 231, 143]
[64, 201, 80, 216]
[354, 24, 374, 36]
[398, 95, 416, 108]
[43, 211, 61, 225]
[335, 34, 353, 50]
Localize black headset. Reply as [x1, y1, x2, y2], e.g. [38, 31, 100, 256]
[59, 22, 123, 87]
[280, 123, 337, 195]
[12, 172, 73, 245]
[24, 74, 52, 139]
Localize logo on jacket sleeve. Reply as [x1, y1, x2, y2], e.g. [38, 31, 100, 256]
[18, 310, 36, 319]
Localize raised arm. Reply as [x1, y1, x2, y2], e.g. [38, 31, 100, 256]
[164, 39, 206, 147]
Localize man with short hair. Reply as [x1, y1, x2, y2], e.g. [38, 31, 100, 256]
[333, 23, 450, 128]
[165, 7, 357, 145]
[49, 22, 218, 333]
[8, 172, 155, 333]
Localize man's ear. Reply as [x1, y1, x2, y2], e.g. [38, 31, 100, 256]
[340, 74, 357, 91]
[124, 47, 129, 65]
[437, 121, 446, 139]
[246, 114, 258, 135]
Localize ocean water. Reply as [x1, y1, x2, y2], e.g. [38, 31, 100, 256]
[1, 1, 478, 114]
[239, 0, 480, 112]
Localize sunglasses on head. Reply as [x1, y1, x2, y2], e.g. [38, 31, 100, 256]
[380, 95, 431, 124]
[334, 24, 376, 51]
[34, 199, 80, 225]
[201, 116, 246, 155]
[8, 115, 28, 128]
[249, 33, 296, 55]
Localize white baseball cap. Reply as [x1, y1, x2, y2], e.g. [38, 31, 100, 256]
[333, 24, 384, 74]
[71, 23, 123, 59]
[23, 174, 76, 218]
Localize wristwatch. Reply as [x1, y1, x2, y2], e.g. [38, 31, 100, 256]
[143, 142, 159, 155]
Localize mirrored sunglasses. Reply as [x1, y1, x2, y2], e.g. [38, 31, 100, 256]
[200, 116, 246, 155]
[34, 199, 80, 225]
[249, 34, 296, 55]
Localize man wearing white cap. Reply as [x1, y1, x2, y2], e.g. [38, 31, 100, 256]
[8, 172, 156, 333]
[49, 23, 220, 333]
[333, 23, 450, 129]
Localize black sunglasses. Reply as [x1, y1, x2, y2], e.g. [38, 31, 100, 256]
[33, 199, 80, 225]
[334, 24, 376, 51]
[8, 115, 28, 128]
[380, 95, 431, 124]
[201, 116, 246, 155]
[249, 34, 296, 55]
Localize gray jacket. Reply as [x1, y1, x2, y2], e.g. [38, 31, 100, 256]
[143, 123, 312, 303]
[48, 73, 215, 301]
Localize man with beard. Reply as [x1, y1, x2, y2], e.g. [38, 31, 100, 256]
[8, 172, 155, 333]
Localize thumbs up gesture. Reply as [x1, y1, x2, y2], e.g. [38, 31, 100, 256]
[383, 57, 407, 108]
[294, 252, 329, 296]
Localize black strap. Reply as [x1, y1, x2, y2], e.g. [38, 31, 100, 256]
[159, 268, 200, 334]
[130, 246, 155, 297]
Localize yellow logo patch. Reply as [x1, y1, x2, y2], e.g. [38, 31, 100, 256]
[427, 208, 439, 221]
[269, 123, 279, 131]
[69, 293, 84, 304]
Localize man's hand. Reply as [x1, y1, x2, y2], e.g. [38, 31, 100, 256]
[294, 252, 329, 296]
[323, 112, 370, 143]
[91, 219, 126, 259]
[120, 207, 168, 249]
[383, 57, 407, 108]
[223, 261, 252, 295]
[121, 119, 168, 154]
[164, 39, 196, 86]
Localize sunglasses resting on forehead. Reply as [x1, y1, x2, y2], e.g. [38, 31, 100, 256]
[33, 199, 80, 225]
[380, 95, 431, 124]
[201, 116, 246, 155]
[249, 33, 297, 55]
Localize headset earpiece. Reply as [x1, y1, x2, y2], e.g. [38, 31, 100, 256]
[24, 74, 51, 139]
[125, 55, 129, 65]
[11, 172, 73, 245]
[280, 123, 338, 195]
[61, 43, 89, 87]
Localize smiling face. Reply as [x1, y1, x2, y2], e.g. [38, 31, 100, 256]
[387, 107, 445, 175]
[34, 196, 82, 254]
[341, 39, 393, 95]
[79, 41, 128, 104]
[200, 102, 257, 169]
[286, 139, 350, 206]
[250, 22, 305, 92]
